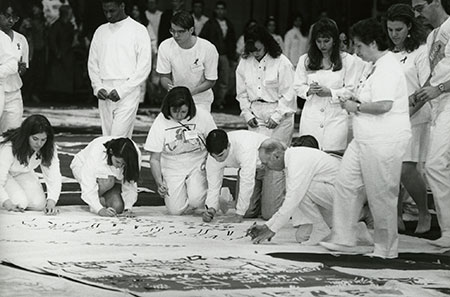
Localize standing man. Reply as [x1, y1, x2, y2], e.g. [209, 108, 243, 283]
[192, 0, 208, 36]
[88, 0, 151, 138]
[145, 0, 162, 45]
[158, 0, 184, 46]
[157, 10, 218, 112]
[200, 1, 237, 109]
[413, 0, 450, 247]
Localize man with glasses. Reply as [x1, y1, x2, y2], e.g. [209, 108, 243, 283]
[412, 0, 450, 247]
[0, 1, 28, 133]
[88, 0, 151, 138]
[157, 10, 218, 112]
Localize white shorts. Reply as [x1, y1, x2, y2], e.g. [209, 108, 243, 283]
[403, 122, 430, 163]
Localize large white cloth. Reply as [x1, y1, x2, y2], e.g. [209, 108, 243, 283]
[0, 141, 61, 206]
[88, 17, 151, 137]
[392, 44, 431, 162]
[144, 109, 216, 214]
[205, 130, 268, 216]
[266, 147, 339, 233]
[425, 17, 450, 238]
[284, 27, 308, 67]
[157, 37, 218, 109]
[331, 52, 411, 259]
[294, 53, 362, 151]
[70, 136, 141, 214]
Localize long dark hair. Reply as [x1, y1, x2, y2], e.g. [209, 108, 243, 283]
[242, 24, 282, 59]
[104, 138, 140, 183]
[306, 18, 342, 71]
[385, 4, 427, 53]
[1, 114, 55, 167]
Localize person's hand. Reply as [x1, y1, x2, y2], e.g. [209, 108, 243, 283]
[18, 62, 27, 76]
[97, 88, 109, 100]
[341, 100, 358, 113]
[248, 224, 275, 244]
[316, 86, 331, 97]
[266, 118, 278, 129]
[307, 81, 321, 96]
[2, 199, 24, 212]
[118, 209, 135, 218]
[98, 207, 117, 217]
[415, 86, 441, 102]
[220, 214, 243, 223]
[157, 182, 169, 197]
[247, 118, 258, 128]
[409, 93, 417, 107]
[44, 199, 58, 215]
[167, 83, 175, 91]
[202, 207, 216, 222]
[108, 89, 120, 102]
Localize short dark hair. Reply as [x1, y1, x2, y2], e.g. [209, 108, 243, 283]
[104, 138, 140, 182]
[243, 24, 282, 59]
[205, 129, 228, 154]
[216, 0, 226, 8]
[192, 0, 204, 7]
[161, 86, 197, 120]
[385, 4, 427, 52]
[291, 135, 319, 149]
[306, 18, 342, 71]
[101, 0, 125, 5]
[171, 10, 194, 30]
[0, 0, 16, 15]
[1, 114, 55, 167]
[351, 18, 388, 51]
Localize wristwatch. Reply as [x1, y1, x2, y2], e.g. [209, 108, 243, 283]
[356, 103, 361, 112]
[438, 83, 446, 93]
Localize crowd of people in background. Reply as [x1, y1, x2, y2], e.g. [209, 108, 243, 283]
[1, 0, 450, 261]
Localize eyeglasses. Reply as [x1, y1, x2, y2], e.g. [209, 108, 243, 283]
[169, 28, 188, 35]
[412, 3, 427, 13]
[0, 13, 20, 23]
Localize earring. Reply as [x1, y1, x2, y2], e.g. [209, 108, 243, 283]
[407, 33, 411, 38]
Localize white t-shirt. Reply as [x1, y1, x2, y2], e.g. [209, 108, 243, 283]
[4, 31, 29, 93]
[353, 52, 411, 143]
[144, 108, 217, 171]
[266, 147, 340, 232]
[88, 17, 152, 99]
[392, 44, 431, 125]
[427, 16, 450, 105]
[205, 130, 268, 216]
[193, 14, 209, 36]
[236, 53, 296, 123]
[157, 37, 218, 106]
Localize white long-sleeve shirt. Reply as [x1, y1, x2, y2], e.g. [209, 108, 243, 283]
[236, 53, 296, 123]
[0, 31, 18, 85]
[4, 31, 29, 93]
[265, 147, 340, 232]
[205, 130, 268, 216]
[0, 141, 62, 204]
[88, 17, 152, 99]
[70, 136, 142, 213]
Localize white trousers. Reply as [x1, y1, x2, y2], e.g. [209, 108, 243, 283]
[0, 90, 23, 133]
[3, 172, 46, 210]
[163, 162, 207, 215]
[425, 103, 450, 238]
[331, 138, 408, 258]
[98, 80, 140, 138]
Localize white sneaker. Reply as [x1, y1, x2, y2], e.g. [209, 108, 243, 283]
[295, 224, 313, 243]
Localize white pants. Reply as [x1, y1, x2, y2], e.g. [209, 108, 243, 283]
[332, 138, 408, 258]
[425, 103, 450, 238]
[3, 172, 46, 210]
[163, 162, 207, 215]
[98, 80, 140, 138]
[248, 101, 294, 146]
[0, 90, 23, 133]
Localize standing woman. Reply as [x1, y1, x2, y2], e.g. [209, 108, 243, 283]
[0, 114, 61, 214]
[0, 1, 29, 133]
[293, 18, 360, 153]
[144, 86, 216, 215]
[386, 3, 431, 234]
[321, 18, 411, 259]
[70, 136, 141, 217]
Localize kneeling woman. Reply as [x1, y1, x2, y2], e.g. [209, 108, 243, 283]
[0, 114, 61, 214]
[144, 86, 216, 215]
[70, 137, 141, 217]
